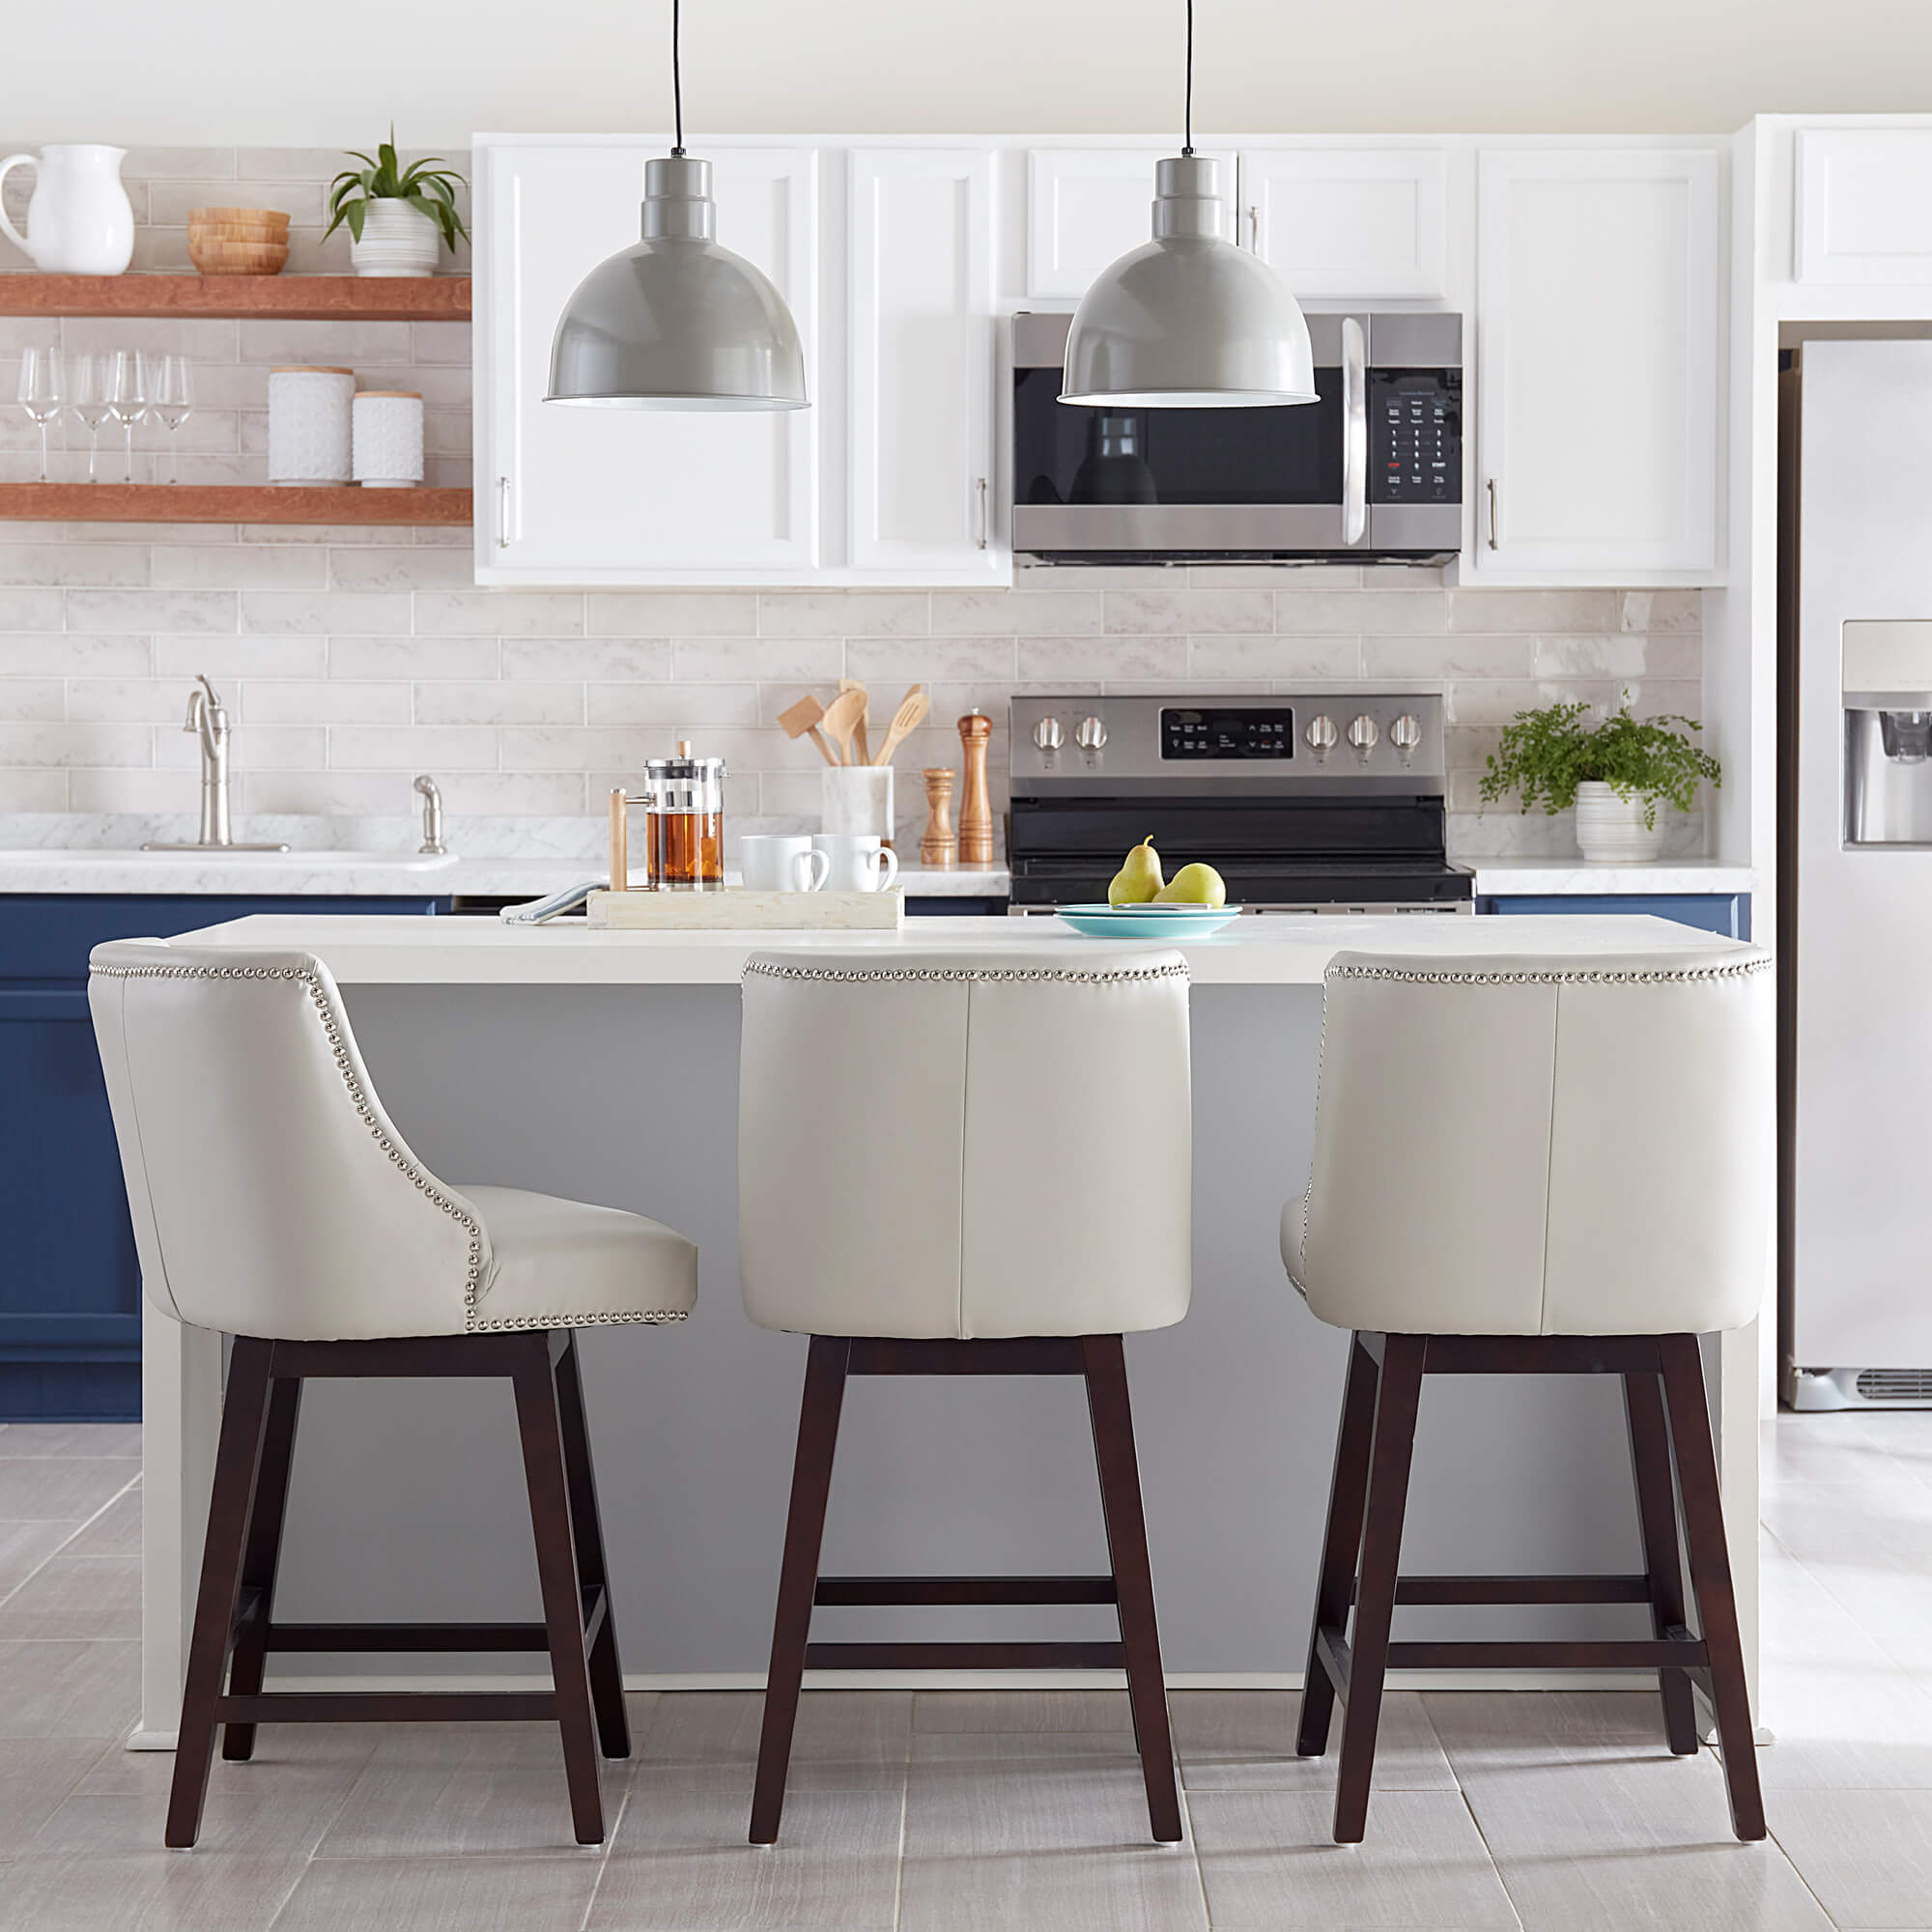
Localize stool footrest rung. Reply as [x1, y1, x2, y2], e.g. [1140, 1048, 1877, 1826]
[1377, 1573, 1655, 1606]
[1386, 1637, 1709, 1670]
[258, 1584, 606, 1655]
[214, 1690, 558, 1724]
[814, 1575, 1118, 1607]
[804, 1640, 1126, 1671]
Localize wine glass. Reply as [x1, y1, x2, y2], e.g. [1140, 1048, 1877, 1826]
[15, 347, 64, 484]
[106, 350, 147, 484]
[148, 355, 193, 484]
[68, 354, 113, 484]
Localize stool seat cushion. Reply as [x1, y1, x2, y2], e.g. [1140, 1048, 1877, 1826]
[1285, 947, 1774, 1338]
[463, 1186, 697, 1334]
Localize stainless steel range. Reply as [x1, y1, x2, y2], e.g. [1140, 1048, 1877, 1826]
[1007, 693, 1472, 914]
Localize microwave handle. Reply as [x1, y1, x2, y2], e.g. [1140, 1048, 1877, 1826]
[1342, 316, 1368, 547]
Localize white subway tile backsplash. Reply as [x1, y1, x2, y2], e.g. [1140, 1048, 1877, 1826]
[0, 150, 1705, 864]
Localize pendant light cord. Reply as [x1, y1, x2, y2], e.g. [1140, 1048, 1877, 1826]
[670, 0, 685, 156]
[1181, 0, 1194, 156]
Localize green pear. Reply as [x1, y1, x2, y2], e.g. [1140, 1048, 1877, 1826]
[1153, 862, 1227, 907]
[1107, 836, 1164, 907]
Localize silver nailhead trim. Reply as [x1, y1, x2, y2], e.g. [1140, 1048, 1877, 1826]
[742, 960, 1189, 987]
[1324, 956, 1772, 987]
[91, 960, 689, 1333]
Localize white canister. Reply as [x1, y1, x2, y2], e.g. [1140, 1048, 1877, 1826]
[352, 390, 425, 488]
[268, 367, 354, 484]
[820, 765, 894, 842]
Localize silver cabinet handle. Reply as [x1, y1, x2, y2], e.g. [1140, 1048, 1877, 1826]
[1341, 316, 1367, 548]
[976, 475, 989, 551]
[496, 475, 511, 550]
[1486, 477, 1499, 551]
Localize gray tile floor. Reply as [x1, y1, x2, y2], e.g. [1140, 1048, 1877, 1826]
[0, 1410, 1928, 1928]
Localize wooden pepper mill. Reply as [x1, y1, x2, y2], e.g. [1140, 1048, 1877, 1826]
[921, 768, 956, 868]
[956, 711, 993, 868]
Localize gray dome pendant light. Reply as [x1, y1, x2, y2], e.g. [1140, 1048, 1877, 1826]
[547, 0, 808, 411]
[1060, 0, 1316, 410]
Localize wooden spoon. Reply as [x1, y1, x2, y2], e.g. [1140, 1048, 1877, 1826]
[838, 677, 871, 764]
[777, 693, 838, 767]
[818, 686, 867, 767]
[872, 686, 930, 767]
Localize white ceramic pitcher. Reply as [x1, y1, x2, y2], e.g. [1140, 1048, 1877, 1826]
[0, 145, 135, 275]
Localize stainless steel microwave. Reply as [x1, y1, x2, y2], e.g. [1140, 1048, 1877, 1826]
[1011, 310, 1463, 565]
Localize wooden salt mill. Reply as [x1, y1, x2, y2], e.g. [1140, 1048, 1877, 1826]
[956, 710, 993, 867]
[921, 768, 956, 867]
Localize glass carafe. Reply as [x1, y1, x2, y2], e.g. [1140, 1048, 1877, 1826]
[646, 744, 725, 890]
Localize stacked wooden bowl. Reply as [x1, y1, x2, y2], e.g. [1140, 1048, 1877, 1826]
[187, 208, 290, 276]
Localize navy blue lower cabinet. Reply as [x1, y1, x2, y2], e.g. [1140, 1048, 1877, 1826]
[1477, 893, 1750, 940]
[0, 895, 442, 1422]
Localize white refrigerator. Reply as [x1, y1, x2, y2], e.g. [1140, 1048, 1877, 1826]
[1784, 338, 1932, 1407]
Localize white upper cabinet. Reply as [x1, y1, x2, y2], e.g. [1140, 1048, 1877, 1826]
[475, 140, 819, 584]
[847, 148, 1004, 582]
[1239, 148, 1447, 299]
[1473, 148, 1722, 582]
[1795, 128, 1932, 283]
[1026, 147, 1236, 298]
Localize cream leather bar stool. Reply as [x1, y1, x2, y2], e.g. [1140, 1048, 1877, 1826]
[1285, 946, 1774, 1845]
[739, 947, 1192, 1845]
[89, 939, 697, 1849]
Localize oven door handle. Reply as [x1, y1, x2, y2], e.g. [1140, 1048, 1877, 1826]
[1342, 315, 1368, 548]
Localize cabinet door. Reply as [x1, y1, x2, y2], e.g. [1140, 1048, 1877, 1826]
[1796, 128, 1932, 283]
[847, 148, 1005, 582]
[1475, 149, 1720, 582]
[477, 140, 818, 584]
[1239, 148, 1447, 298]
[1027, 147, 1236, 298]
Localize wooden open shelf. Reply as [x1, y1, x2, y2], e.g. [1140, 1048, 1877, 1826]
[0, 273, 469, 323]
[0, 483, 472, 526]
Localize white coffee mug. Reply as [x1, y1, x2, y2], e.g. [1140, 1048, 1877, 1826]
[812, 834, 900, 894]
[738, 834, 830, 893]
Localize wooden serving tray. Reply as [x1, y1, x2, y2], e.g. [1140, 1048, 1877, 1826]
[584, 888, 905, 930]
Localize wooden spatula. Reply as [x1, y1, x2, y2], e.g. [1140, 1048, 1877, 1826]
[818, 686, 867, 767]
[838, 677, 871, 764]
[777, 693, 838, 767]
[872, 686, 930, 766]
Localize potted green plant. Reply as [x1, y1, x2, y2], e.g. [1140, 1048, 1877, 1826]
[323, 131, 468, 278]
[1479, 696, 1721, 862]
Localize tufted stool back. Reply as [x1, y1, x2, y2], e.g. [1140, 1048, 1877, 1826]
[1286, 947, 1775, 1338]
[739, 947, 1191, 1340]
[90, 938, 485, 1340]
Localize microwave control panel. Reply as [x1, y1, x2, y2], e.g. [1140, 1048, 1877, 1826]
[1371, 370, 1462, 506]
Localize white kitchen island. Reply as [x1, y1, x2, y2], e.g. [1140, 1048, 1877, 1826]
[132, 912, 1766, 1746]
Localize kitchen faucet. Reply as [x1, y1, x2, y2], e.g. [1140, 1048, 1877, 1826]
[140, 675, 289, 852]
[413, 774, 446, 856]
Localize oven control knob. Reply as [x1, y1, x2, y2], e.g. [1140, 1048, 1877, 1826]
[1075, 715, 1108, 752]
[1348, 714, 1380, 754]
[1305, 714, 1339, 755]
[1390, 713, 1424, 756]
[1033, 716, 1065, 753]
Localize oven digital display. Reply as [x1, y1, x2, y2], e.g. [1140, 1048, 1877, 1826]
[1160, 707, 1294, 759]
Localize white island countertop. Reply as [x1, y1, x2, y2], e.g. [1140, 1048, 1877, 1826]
[177, 909, 1747, 988]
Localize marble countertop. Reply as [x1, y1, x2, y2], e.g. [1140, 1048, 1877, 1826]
[170, 909, 1746, 989]
[1468, 858, 1755, 895]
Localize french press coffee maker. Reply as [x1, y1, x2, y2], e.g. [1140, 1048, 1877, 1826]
[608, 742, 726, 891]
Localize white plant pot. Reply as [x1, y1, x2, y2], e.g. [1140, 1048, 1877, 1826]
[1574, 781, 1665, 863]
[349, 199, 441, 277]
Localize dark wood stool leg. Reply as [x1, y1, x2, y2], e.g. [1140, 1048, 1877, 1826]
[221, 1372, 302, 1763]
[1623, 1364, 1699, 1755]
[1083, 1335, 1182, 1845]
[751, 1335, 850, 1845]
[1332, 1333, 1425, 1845]
[1659, 1333, 1766, 1841]
[166, 1336, 274, 1849]
[553, 1332, 629, 1761]
[512, 1334, 605, 1846]
[1298, 1334, 1381, 1758]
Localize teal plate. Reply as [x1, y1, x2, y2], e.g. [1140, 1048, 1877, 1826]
[1055, 904, 1242, 940]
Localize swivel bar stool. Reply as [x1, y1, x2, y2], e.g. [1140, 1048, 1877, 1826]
[90, 939, 698, 1848]
[1285, 946, 1773, 1844]
[738, 947, 1193, 1845]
